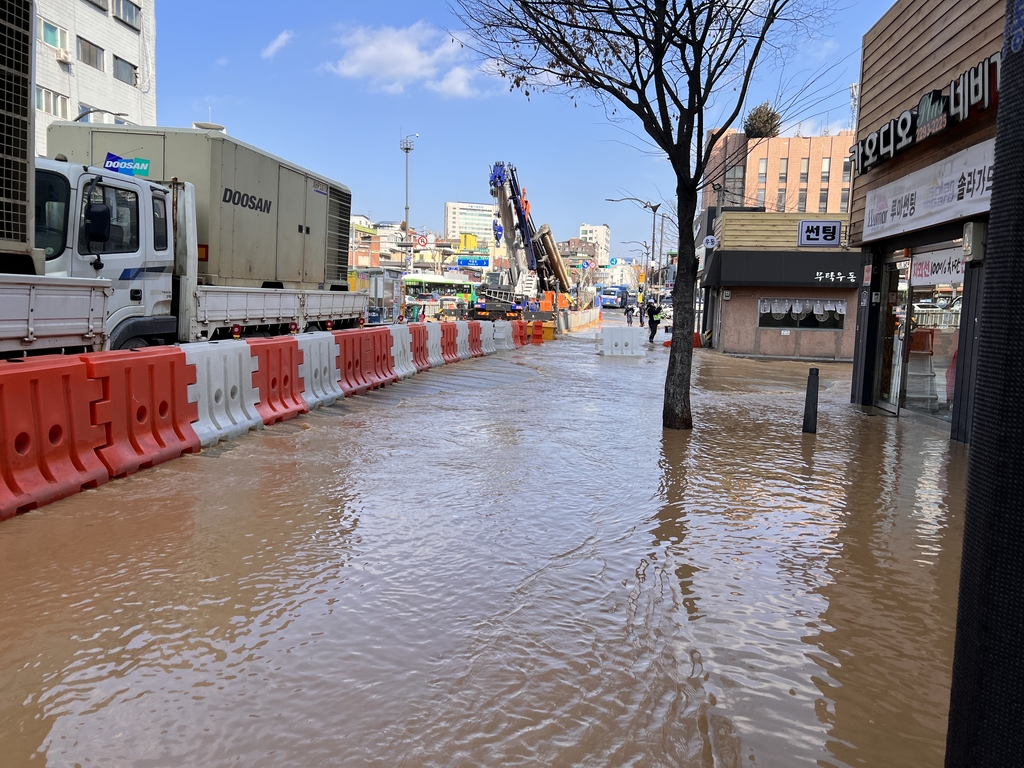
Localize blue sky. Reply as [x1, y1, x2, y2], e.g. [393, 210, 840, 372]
[156, 0, 894, 261]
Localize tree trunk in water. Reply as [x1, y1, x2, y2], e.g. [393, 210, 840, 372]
[663, 186, 699, 430]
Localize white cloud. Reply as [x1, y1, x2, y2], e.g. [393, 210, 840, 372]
[261, 30, 294, 60]
[322, 22, 481, 97]
[425, 66, 479, 98]
[215, 56, 228, 66]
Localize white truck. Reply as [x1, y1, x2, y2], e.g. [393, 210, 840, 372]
[0, 14, 366, 357]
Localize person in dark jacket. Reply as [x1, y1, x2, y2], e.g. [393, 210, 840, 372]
[624, 304, 635, 326]
[647, 301, 661, 343]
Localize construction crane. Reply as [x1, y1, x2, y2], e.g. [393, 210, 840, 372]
[473, 162, 573, 319]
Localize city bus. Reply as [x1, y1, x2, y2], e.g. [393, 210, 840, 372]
[401, 274, 477, 320]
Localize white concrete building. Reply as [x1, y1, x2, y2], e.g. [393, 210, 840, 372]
[444, 201, 496, 250]
[579, 223, 611, 265]
[34, 0, 157, 154]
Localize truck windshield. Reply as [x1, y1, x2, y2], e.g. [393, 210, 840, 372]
[36, 170, 70, 260]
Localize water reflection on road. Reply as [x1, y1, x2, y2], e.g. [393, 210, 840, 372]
[0, 328, 964, 767]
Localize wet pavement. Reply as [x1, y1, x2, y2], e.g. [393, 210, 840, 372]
[0, 317, 965, 767]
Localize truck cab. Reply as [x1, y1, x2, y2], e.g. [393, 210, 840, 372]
[35, 157, 177, 349]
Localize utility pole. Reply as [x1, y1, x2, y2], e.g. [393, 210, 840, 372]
[400, 133, 417, 323]
[658, 212, 666, 295]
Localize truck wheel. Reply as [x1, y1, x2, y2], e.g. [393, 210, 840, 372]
[117, 336, 151, 350]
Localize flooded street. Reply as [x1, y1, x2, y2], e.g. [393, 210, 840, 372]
[0, 322, 965, 767]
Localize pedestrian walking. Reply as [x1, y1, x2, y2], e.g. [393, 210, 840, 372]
[638, 302, 646, 325]
[624, 304, 635, 326]
[647, 301, 661, 343]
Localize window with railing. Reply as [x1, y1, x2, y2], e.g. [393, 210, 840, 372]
[819, 188, 829, 212]
[778, 158, 788, 184]
[798, 189, 807, 212]
[758, 157, 767, 185]
[821, 157, 831, 184]
[842, 158, 852, 183]
[776, 189, 786, 212]
[800, 158, 809, 184]
[840, 188, 850, 213]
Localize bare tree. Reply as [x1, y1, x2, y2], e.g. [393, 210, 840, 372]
[452, 0, 826, 429]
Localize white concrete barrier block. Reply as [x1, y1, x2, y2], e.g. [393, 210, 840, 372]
[425, 321, 446, 368]
[296, 331, 344, 409]
[600, 327, 646, 357]
[455, 321, 472, 361]
[182, 339, 264, 448]
[388, 325, 417, 380]
[492, 320, 516, 351]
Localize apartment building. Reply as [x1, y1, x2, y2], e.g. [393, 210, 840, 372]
[578, 223, 610, 265]
[704, 130, 855, 215]
[34, 0, 157, 154]
[444, 201, 496, 250]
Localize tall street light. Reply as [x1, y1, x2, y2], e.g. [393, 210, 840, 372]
[607, 196, 661, 295]
[400, 132, 418, 245]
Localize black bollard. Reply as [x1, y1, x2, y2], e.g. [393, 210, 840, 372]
[802, 367, 819, 434]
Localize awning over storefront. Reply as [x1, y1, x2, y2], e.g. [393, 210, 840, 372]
[702, 250, 862, 288]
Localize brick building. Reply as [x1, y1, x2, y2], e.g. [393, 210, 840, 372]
[703, 130, 855, 216]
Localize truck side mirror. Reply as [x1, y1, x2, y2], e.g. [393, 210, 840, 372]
[85, 202, 111, 242]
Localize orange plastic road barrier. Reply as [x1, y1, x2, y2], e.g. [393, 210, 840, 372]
[246, 336, 309, 425]
[332, 330, 371, 396]
[693, 331, 702, 348]
[82, 347, 201, 478]
[440, 322, 460, 364]
[530, 321, 545, 345]
[0, 357, 109, 521]
[511, 320, 526, 348]
[408, 323, 431, 372]
[467, 321, 485, 358]
[368, 327, 399, 387]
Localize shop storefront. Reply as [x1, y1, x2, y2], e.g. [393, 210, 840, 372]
[849, 0, 1002, 443]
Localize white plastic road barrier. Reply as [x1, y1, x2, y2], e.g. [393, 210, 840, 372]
[182, 339, 264, 447]
[425, 322, 446, 368]
[296, 331, 343, 409]
[455, 321, 472, 361]
[388, 324, 417, 380]
[599, 326, 646, 356]
[479, 321, 497, 355]
[492, 320, 516, 351]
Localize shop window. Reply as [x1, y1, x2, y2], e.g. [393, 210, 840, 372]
[798, 189, 807, 212]
[821, 157, 831, 184]
[840, 188, 850, 213]
[800, 158, 809, 184]
[776, 189, 786, 212]
[758, 298, 847, 330]
[819, 188, 829, 212]
[778, 158, 788, 184]
[758, 158, 767, 184]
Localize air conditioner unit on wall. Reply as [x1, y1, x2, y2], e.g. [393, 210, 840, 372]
[55, 48, 72, 64]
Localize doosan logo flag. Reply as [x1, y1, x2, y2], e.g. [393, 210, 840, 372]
[103, 152, 150, 177]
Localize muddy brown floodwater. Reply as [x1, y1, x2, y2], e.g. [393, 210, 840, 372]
[0, 323, 966, 767]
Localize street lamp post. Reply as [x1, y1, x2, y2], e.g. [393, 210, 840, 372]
[400, 134, 418, 239]
[74, 108, 128, 123]
[607, 196, 661, 297]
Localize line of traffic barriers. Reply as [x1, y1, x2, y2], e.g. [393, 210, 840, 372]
[0, 319, 547, 522]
